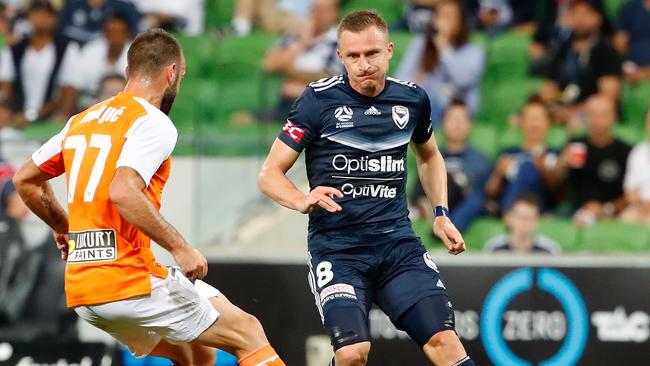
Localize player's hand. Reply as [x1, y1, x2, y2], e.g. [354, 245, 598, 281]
[297, 186, 343, 214]
[53, 231, 69, 261]
[433, 216, 466, 255]
[173, 246, 208, 281]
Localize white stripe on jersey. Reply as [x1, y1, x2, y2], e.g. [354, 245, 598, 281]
[387, 76, 417, 88]
[310, 75, 342, 88]
[313, 80, 344, 92]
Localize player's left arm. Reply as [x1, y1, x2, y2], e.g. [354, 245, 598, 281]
[411, 135, 466, 255]
[13, 160, 69, 259]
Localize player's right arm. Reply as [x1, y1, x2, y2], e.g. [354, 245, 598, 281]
[14, 161, 70, 259]
[258, 87, 342, 213]
[109, 167, 207, 280]
[111, 116, 206, 280]
[258, 139, 342, 213]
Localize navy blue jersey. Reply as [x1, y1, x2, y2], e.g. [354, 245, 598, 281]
[278, 74, 433, 233]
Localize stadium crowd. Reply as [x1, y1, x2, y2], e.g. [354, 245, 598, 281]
[0, 0, 648, 254]
[248, 0, 650, 254]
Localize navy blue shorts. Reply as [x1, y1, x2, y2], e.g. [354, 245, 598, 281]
[307, 221, 452, 347]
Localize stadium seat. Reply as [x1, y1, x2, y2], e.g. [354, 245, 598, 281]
[469, 124, 498, 159]
[576, 221, 650, 252]
[464, 218, 506, 250]
[538, 217, 579, 251]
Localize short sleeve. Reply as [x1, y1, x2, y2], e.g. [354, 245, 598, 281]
[0, 47, 15, 82]
[115, 116, 177, 185]
[277, 87, 320, 152]
[31, 117, 73, 177]
[411, 89, 433, 144]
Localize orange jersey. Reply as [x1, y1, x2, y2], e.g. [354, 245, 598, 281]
[32, 92, 178, 307]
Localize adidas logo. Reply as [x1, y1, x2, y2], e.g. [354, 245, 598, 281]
[364, 106, 381, 116]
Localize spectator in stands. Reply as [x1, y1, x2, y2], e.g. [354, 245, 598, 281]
[552, 94, 631, 227]
[396, 0, 484, 125]
[0, 159, 27, 221]
[58, 0, 140, 45]
[614, 0, 650, 84]
[529, 1, 573, 76]
[0, 2, 80, 128]
[73, 13, 130, 108]
[262, 0, 341, 120]
[485, 99, 560, 215]
[484, 193, 561, 254]
[231, 0, 310, 37]
[538, 0, 622, 124]
[130, 0, 204, 35]
[96, 73, 125, 102]
[474, 0, 513, 34]
[620, 109, 650, 224]
[394, 0, 439, 33]
[411, 100, 490, 231]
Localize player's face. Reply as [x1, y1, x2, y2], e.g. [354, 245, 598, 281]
[338, 26, 393, 95]
[160, 56, 186, 116]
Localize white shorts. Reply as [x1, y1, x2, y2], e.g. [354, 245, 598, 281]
[75, 267, 221, 357]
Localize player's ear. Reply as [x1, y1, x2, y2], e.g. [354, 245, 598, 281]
[387, 42, 394, 60]
[337, 48, 342, 61]
[125, 66, 129, 78]
[166, 63, 177, 85]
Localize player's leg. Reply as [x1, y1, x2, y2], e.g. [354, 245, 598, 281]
[148, 340, 217, 366]
[376, 238, 476, 365]
[192, 295, 282, 363]
[393, 295, 472, 365]
[307, 249, 375, 366]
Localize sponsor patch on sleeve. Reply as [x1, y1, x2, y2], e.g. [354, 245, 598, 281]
[67, 229, 117, 263]
[282, 120, 305, 143]
[320, 283, 357, 305]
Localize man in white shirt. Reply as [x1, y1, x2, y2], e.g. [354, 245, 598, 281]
[74, 12, 131, 108]
[0, 2, 79, 128]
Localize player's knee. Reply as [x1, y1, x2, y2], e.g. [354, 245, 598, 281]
[335, 343, 370, 366]
[233, 311, 268, 348]
[426, 330, 461, 351]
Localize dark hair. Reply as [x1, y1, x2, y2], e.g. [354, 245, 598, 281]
[104, 12, 133, 34]
[28, 0, 56, 15]
[127, 28, 182, 78]
[448, 97, 467, 109]
[511, 193, 541, 210]
[420, 0, 470, 73]
[568, 0, 600, 13]
[337, 10, 387, 38]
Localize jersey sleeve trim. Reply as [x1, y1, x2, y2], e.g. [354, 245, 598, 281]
[31, 115, 74, 176]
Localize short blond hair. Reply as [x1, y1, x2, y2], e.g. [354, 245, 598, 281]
[337, 10, 388, 38]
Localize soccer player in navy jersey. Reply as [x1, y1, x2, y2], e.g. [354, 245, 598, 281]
[258, 10, 476, 366]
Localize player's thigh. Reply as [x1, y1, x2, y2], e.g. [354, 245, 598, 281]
[192, 295, 268, 357]
[307, 250, 374, 350]
[375, 240, 454, 342]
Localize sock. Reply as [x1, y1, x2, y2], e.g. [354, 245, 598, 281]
[329, 358, 336, 366]
[451, 356, 476, 366]
[238, 344, 286, 366]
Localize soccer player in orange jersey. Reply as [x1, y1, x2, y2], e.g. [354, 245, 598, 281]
[13, 29, 286, 366]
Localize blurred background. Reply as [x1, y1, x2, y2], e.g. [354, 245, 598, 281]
[0, 0, 650, 365]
